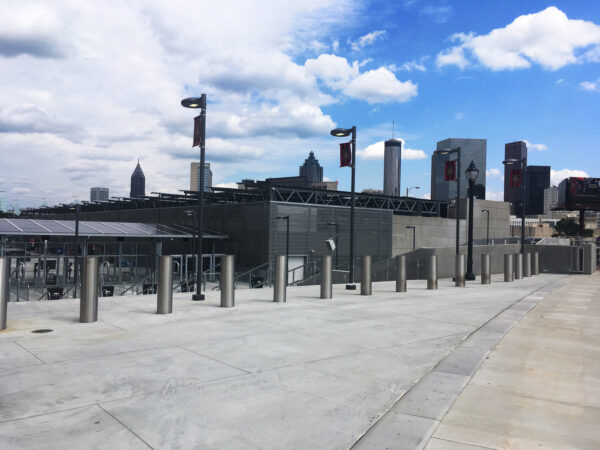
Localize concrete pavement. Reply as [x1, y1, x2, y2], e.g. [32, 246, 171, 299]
[0, 273, 579, 449]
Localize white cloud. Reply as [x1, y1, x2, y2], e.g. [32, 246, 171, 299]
[551, 169, 589, 186]
[486, 168, 502, 178]
[390, 59, 427, 72]
[420, 5, 452, 23]
[580, 80, 599, 92]
[358, 140, 426, 160]
[523, 140, 548, 151]
[345, 68, 418, 103]
[421, 192, 431, 200]
[486, 190, 504, 201]
[214, 182, 238, 189]
[556, 78, 564, 84]
[350, 30, 386, 51]
[454, 112, 465, 120]
[436, 7, 600, 71]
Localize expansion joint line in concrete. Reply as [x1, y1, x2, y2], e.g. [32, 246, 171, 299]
[14, 340, 47, 364]
[96, 404, 154, 449]
[176, 345, 252, 374]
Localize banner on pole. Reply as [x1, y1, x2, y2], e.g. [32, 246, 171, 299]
[340, 142, 351, 167]
[444, 160, 456, 181]
[192, 115, 203, 147]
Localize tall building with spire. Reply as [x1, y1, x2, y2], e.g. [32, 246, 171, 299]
[383, 139, 402, 196]
[130, 159, 145, 198]
[299, 151, 323, 182]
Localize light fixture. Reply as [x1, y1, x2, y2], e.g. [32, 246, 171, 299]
[330, 128, 352, 137]
[181, 97, 206, 109]
[465, 160, 479, 183]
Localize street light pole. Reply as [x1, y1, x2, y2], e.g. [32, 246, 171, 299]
[406, 186, 420, 197]
[327, 222, 339, 268]
[482, 209, 490, 245]
[71, 204, 80, 298]
[276, 216, 290, 285]
[185, 210, 196, 290]
[465, 161, 479, 281]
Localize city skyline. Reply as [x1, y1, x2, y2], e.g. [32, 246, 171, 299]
[0, 1, 598, 207]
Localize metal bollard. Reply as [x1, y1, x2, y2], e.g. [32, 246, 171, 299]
[455, 254, 465, 287]
[427, 255, 437, 290]
[320, 255, 332, 299]
[481, 254, 491, 284]
[523, 252, 531, 277]
[532, 252, 540, 275]
[396, 255, 407, 293]
[361, 255, 372, 295]
[0, 257, 9, 330]
[514, 253, 523, 280]
[220, 255, 235, 307]
[157, 255, 173, 314]
[273, 255, 286, 303]
[504, 254, 513, 282]
[80, 257, 99, 323]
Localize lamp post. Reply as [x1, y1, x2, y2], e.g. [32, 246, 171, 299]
[181, 94, 207, 301]
[434, 147, 461, 255]
[406, 186, 420, 197]
[503, 157, 527, 254]
[406, 225, 416, 250]
[482, 209, 490, 245]
[330, 126, 357, 290]
[327, 222, 339, 267]
[276, 216, 290, 285]
[465, 160, 479, 280]
[70, 204, 80, 298]
[185, 210, 196, 290]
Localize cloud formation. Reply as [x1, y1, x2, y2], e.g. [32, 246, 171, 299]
[523, 140, 548, 151]
[551, 169, 589, 186]
[358, 140, 427, 160]
[437, 7, 600, 70]
[349, 30, 386, 51]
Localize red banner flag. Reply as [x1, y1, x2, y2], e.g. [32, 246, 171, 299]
[444, 160, 456, 181]
[340, 142, 351, 167]
[510, 169, 522, 187]
[192, 115, 203, 147]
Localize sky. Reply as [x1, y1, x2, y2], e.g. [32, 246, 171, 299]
[1, 0, 599, 209]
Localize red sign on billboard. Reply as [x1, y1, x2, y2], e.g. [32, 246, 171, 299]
[340, 142, 351, 167]
[510, 169, 522, 188]
[192, 115, 203, 147]
[444, 160, 456, 181]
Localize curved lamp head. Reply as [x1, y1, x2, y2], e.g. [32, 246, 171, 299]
[330, 128, 352, 137]
[465, 160, 479, 183]
[181, 96, 206, 109]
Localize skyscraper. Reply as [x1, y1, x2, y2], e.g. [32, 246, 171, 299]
[190, 162, 213, 192]
[90, 187, 109, 202]
[504, 141, 527, 214]
[431, 138, 487, 201]
[0, 191, 7, 212]
[299, 151, 323, 183]
[526, 166, 550, 215]
[130, 160, 145, 198]
[383, 139, 402, 196]
[544, 185, 559, 215]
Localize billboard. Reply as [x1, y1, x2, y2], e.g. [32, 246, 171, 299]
[557, 177, 600, 210]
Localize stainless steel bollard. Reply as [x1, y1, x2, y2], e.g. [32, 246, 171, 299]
[220, 255, 235, 307]
[504, 254, 513, 282]
[532, 252, 540, 275]
[427, 255, 438, 290]
[320, 255, 332, 299]
[481, 254, 491, 284]
[80, 257, 99, 323]
[361, 255, 372, 295]
[523, 252, 531, 277]
[0, 257, 9, 330]
[273, 255, 286, 303]
[157, 255, 173, 314]
[396, 255, 407, 293]
[455, 254, 465, 287]
[514, 253, 523, 280]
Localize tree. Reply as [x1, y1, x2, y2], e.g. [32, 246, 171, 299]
[554, 217, 593, 237]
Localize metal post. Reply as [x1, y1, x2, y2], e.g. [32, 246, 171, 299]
[193, 94, 207, 301]
[466, 179, 475, 280]
[73, 205, 80, 298]
[320, 255, 332, 299]
[521, 159, 527, 254]
[348, 126, 357, 289]
[514, 253, 523, 280]
[456, 148, 461, 256]
[427, 255, 437, 290]
[220, 255, 235, 307]
[523, 252, 531, 277]
[455, 254, 465, 287]
[504, 254, 513, 282]
[80, 257, 99, 323]
[360, 255, 372, 295]
[396, 255, 407, 293]
[157, 255, 173, 314]
[481, 254, 491, 284]
[532, 252, 540, 275]
[273, 255, 286, 302]
[0, 257, 9, 330]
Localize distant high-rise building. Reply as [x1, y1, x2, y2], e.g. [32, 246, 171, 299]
[526, 166, 550, 215]
[383, 139, 402, 196]
[544, 186, 559, 215]
[504, 141, 527, 214]
[90, 187, 109, 202]
[130, 160, 145, 198]
[299, 151, 323, 183]
[13, 200, 20, 216]
[431, 138, 487, 202]
[190, 162, 213, 192]
[0, 191, 7, 212]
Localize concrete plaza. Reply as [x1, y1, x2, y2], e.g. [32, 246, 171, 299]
[0, 273, 596, 449]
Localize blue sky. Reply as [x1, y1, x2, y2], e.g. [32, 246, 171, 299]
[0, 1, 599, 207]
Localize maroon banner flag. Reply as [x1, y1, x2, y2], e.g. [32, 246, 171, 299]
[444, 160, 456, 181]
[510, 169, 522, 187]
[340, 142, 351, 167]
[192, 115, 203, 147]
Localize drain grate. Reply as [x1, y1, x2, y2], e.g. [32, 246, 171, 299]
[32, 329, 53, 334]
